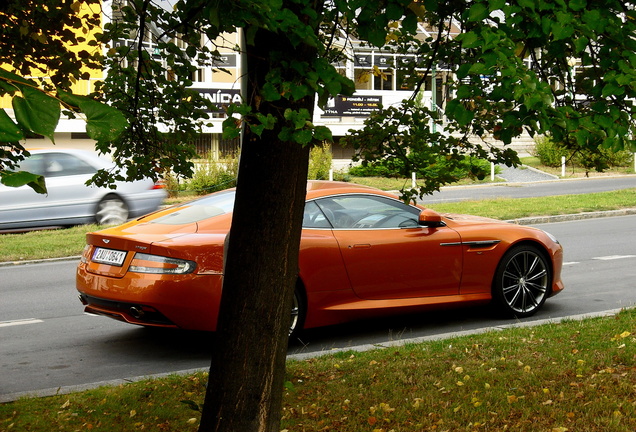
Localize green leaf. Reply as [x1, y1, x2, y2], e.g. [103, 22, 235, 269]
[459, 31, 480, 49]
[402, 13, 418, 35]
[249, 123, 266, 137]
[0, 109, 24, 141]
[569, 0, 587, 11]
[293, 129, 313, 145]
[313, 126, 333, 142]
[468, 3, 490, 22]
[0, 67, 33, 87]
[261, 82, 281, 101]
[58, 90, 128, 141]
[367, 27, 387, 48]
[1, 170, 47, 194]
[12, 87, 60, 142]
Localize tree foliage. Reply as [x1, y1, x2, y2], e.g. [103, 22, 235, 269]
[344, 0, 636, 199]
[0, 0, 109, 190]
[3, 1, 636, 431]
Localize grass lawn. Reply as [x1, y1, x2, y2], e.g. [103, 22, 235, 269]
[2, 308, 634, 431]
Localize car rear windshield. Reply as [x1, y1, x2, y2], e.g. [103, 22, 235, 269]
[151, 190, 236, 225]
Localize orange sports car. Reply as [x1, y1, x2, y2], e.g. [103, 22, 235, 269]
[76, 181, 564, 336]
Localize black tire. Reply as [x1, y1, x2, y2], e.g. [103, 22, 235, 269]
[289, 285, 306, 339]
[95, 194, 129, 225]
[492, 245, 551, 318]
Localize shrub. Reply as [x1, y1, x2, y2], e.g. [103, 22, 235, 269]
[533, 135, 633, 172]
[187, 155, 238, 195]
[349, 155, 491, 182]
[308, 143, 332, 180]
[532, 136, 568, 167]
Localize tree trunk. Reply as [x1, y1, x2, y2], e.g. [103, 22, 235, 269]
[198, 16, 316, 432]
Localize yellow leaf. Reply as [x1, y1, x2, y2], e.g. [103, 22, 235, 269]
[507, 395, 518, 403]
[551, 428, 569, 432]
[61, 400, 70, 409]
[187, 418, 198, 424]
[129, 410, 136, 418]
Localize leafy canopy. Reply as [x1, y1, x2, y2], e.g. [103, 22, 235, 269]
[2, 0, 636, 198]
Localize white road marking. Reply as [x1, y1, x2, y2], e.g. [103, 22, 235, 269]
[562, 262, 580, 266]
[0, 318, 44, 328]
[593, 255, 636, 261]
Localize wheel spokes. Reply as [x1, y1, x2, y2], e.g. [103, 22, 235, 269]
[502, 251, 549, 314]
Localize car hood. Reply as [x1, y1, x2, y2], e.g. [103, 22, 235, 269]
[441, 213, 510, 226]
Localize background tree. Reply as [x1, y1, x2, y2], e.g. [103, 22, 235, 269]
[0, 0, 107, 189]
[2, 1, 636, 431]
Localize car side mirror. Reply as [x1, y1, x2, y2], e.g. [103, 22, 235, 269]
[418, 209, 444, 228]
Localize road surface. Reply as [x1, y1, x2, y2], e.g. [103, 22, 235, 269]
[1, 214, 635, 402]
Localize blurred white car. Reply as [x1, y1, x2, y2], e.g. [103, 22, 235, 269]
[0, 148, 166, 231]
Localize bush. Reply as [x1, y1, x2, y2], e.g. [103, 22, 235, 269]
[532, 136, 568, 167]
[349, 155, 491, 181]
[189, 156, 238, 195]
[533, 135, 633, 171]
[308, 143, 332, 180]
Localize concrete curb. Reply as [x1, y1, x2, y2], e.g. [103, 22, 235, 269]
[0, 256, 81, 267]
[506, 207, 636, 225]
[1, 307, 628, 404]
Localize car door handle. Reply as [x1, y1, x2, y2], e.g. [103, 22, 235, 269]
[350, 244, 371, 249]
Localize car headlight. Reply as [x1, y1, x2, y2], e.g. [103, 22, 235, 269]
[129, 253, 196, 274]
[543, 230, 560, 245]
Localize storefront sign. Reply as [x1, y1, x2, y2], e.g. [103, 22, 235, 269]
[198, 89, 242, 112]
[322, 95, 382, 117]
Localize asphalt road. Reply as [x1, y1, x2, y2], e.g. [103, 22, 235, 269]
[2, 213, 636, 402]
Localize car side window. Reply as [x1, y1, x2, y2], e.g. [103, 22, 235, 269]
[16, 154, 46, 176]
[45, 153, 97, 177]
[302, 200, 332, 228]
[315, 195, 420, 229]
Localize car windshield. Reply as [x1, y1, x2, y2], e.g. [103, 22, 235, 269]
[150, 190, 236, 225]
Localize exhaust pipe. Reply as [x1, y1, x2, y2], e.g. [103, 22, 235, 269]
[129, 306, 145, 319]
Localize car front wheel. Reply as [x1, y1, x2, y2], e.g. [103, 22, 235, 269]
[492, 245, 551, 318]
[95, 194, 129, 225]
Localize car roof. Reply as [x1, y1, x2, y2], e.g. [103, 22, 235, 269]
[305, 180, 397, 200]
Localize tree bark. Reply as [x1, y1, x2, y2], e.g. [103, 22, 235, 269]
[198, 15, 316, 432]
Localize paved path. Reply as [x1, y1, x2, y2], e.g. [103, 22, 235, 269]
[424, 168, 636, 204]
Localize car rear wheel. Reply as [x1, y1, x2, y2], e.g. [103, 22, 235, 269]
[289, 285, 306, 339]
[492, 245, 550, 318]
[96, 194, 129, 225]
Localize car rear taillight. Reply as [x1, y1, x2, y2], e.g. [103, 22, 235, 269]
[129, 253, 196, 274]
[151, 179, 166, 190]
[80, 245, 91, 264]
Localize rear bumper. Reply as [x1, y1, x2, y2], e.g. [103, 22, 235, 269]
[79, 293, 178, 328]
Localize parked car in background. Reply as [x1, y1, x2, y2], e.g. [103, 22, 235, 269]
[77, 181, 564, 337]
[0, 148, 166, 231]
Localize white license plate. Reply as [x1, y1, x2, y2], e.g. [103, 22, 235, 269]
[92, 247, 127, 266]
